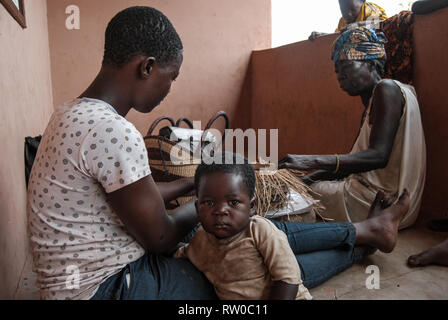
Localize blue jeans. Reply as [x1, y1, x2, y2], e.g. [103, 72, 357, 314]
[91, 221, 364, 300]
[272, 221, 365, 289]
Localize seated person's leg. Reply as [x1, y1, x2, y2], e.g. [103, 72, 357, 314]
[408, 238, 448, 267]
[130, 253, 217, 300]
[272, 190, 410, 255]
[280, 190, 410, 289]
[271, 220, 359, 254]
[296, 246, 365, 289]
[92, 253, 217, 300]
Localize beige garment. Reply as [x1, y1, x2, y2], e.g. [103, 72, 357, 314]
[174, 215, 312, 300]
[311, 80, 426, 229]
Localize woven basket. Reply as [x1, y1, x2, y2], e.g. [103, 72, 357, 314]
[145, 136, 198, 209]
[145, 114, 320, 222]
[144, 112, 229, 210]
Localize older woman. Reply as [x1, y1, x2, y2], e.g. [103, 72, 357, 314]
[280, 27, 426, 229]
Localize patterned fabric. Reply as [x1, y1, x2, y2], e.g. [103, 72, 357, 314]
[27, 98, 150, 299]
[331, 27, 387, 64]
[381, 11, 415, 85]
[336, 2, 388, 32]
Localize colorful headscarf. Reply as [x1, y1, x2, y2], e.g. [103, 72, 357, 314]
[331, 27, 387, 64]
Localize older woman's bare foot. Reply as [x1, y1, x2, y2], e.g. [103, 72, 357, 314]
[366, 191, 391, 217]
[407, 238, 448, 267]
[362, 191, 386, 255]
[355, 190, 410, 254]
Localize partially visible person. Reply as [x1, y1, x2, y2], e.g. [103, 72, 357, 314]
[27, 6, 217, 300]
[328, 0, 448, 83]
[309, 0, 387, 40]
[335, 0, 387, 32]
[408, 238, 448, 267]
[412, 0, 448, 14]
[281, 27, 426, 230]
[406, 0, 448, 270]
[175, 152, 411, 300]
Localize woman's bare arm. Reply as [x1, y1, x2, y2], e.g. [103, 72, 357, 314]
[157, 177, 194, 203]
[280, 80, 404, 178]
[107, 175, 198, 254]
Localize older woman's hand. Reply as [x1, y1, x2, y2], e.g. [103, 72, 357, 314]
[278, 154, 318, 171]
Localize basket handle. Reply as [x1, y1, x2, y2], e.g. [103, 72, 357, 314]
[175, 117, 194, 129]
[146, 116, 176, 137]
[201, 111, 229, 150]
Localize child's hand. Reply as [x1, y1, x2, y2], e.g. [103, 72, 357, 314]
[308, 31, 327, 41]
[308, 31, 320, 41]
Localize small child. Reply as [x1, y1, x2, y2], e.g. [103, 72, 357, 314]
[309, 0, 388, 40]
[336, 0, 388, 32]
[174, 153, 312, 300]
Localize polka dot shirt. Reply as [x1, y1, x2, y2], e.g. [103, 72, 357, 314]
[27, 98, 150, 300]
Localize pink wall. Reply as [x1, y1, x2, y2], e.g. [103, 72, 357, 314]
[248, 34, 361, 156]
[46, 0, 271, 135]
[0, 0, 54, 299]
[244, 8, 448, 224]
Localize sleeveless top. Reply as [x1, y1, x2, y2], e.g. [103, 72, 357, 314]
[344, 80, 426, 228]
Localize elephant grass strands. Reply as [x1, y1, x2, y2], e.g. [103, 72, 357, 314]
[253, 167, 325, 219]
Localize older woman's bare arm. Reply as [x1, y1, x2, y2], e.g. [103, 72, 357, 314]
[107, 175, 198, 254]
[280, 80, 404, 179]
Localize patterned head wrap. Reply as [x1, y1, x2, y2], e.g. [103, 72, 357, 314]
[331, 27, 387, 64]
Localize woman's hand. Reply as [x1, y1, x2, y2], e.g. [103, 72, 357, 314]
[278, 154, 318, 171]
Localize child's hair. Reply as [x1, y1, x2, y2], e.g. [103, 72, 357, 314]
[194, 153, 256, 199]
[103, 6, 183, 68]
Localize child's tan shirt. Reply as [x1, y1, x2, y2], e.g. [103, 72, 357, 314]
[175, 215, 312, 300]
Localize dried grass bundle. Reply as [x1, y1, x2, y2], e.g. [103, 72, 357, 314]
[253, 167, 325, 220]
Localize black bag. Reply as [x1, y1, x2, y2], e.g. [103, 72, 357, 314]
[24, 136, 42, 188]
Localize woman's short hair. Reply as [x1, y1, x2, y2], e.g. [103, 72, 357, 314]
[103, 6, 183, 68]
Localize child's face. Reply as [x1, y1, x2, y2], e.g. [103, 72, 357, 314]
[339, 0, 364, 24]
[196, 172, 255, 239]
